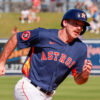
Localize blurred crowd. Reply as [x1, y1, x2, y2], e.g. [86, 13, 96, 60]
[6, 0, 99, 35]
[20, 0, 41, 24]
[19, 0, 100, 34]
[19, 0, 67, 24]
[75, 0, 100, 34]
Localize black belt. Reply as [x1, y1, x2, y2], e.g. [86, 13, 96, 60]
[31, 82, 54, 95]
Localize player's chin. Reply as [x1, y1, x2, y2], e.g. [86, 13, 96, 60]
[73, 32, 80, 38]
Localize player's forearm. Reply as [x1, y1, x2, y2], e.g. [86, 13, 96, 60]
[8, 48, 30, 59]
[74, 60, 92, 85]
[0, 34, 17, 64]
[74, 72, 88, 85]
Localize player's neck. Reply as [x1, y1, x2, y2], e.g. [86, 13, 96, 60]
[58, 29, 74, 43]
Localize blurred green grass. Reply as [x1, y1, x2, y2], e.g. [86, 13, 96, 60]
[0, 12, 100, 39]
[0, 76, 100, 100]
[0, 12, 62, 38]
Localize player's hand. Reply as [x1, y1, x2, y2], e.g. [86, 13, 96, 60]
[0, 63, 5, 76]
[82, 59, 92, 78]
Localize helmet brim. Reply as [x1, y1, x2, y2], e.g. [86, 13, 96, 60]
[84, 21, 90, 26]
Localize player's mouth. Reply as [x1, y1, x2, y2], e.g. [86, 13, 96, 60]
[73, 31, 80, 36]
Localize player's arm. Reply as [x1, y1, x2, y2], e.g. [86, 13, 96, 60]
[8, 48, 30, 59]
[74, 59, 92, 85]
[0, 34, 17, 76]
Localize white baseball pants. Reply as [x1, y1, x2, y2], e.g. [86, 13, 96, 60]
[14, 76, 54, 100]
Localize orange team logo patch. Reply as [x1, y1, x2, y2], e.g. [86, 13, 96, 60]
[21, 31, 31, 41]
[81, 13, 86, 18]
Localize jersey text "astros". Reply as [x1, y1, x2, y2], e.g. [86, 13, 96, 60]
[41, 51, 76, 68]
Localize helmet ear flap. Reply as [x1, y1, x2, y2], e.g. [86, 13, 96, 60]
[80, 26, 86, 35]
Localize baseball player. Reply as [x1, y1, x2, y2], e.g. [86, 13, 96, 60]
[0, 9, 92, 100]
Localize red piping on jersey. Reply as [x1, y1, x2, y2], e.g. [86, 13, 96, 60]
[22, 47, 34, 78]
[22, 81, 29, 100]
[72, 68, 77, 77]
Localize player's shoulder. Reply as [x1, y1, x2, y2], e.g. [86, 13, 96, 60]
[31, 27, 45, 31]
[30, 27, 45, 34]
[73, 38, 87, 50]
[31, 27, 58, 35]
[77, 38, 86, 46]
[35, 27, 58, 32]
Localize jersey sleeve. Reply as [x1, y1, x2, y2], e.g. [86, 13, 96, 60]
[17, 28, 39, 49]
[72, 45, 87, 77]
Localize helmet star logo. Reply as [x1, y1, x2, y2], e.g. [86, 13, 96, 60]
[81, 13, 86, 18]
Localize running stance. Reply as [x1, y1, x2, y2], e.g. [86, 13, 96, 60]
[0, 9, 92, 100]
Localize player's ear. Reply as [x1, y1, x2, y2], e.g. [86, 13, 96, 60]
[63, 20, 68, 27]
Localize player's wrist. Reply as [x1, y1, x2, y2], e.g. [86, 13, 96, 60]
[0, 58, 6, 65]
[74, 72, 88, 85]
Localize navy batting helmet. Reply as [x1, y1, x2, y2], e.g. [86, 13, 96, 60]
[61, 9, 90, 35]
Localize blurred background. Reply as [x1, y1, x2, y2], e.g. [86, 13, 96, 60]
[0, 0, 100, 100]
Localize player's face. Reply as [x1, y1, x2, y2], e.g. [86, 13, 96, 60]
[65, 19, 85, 39]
